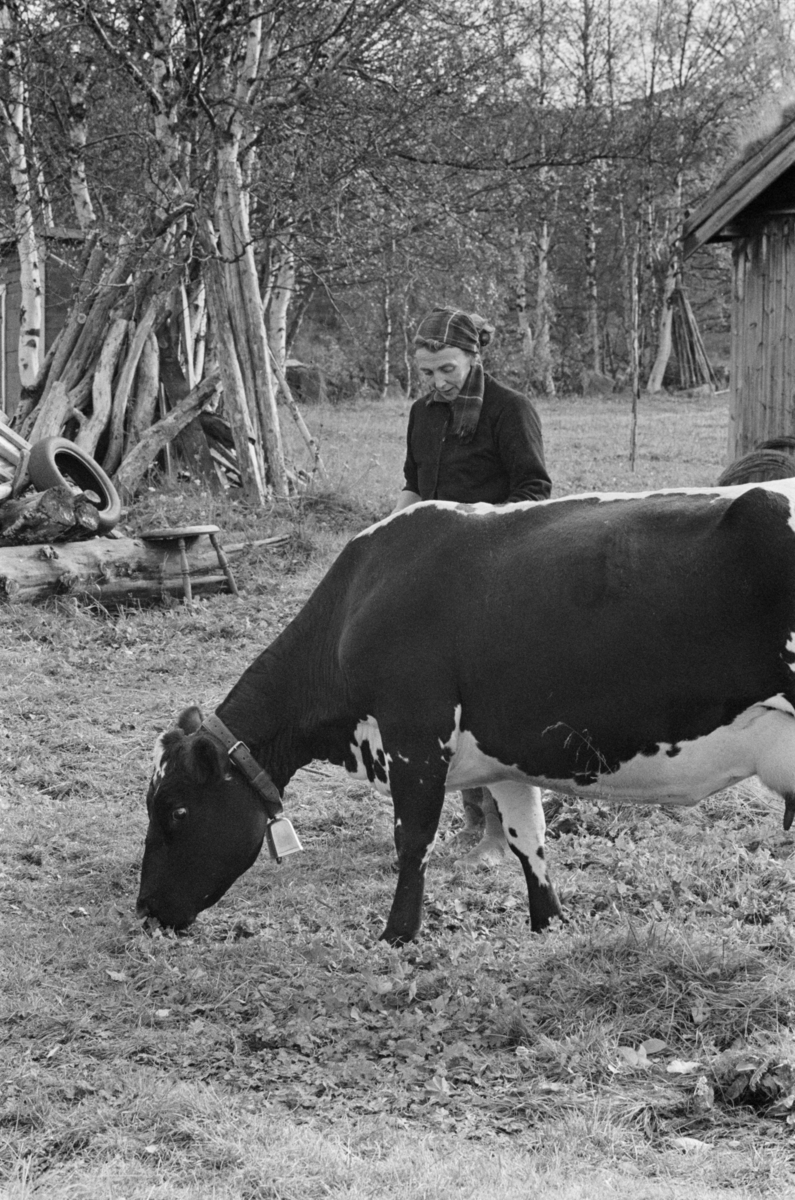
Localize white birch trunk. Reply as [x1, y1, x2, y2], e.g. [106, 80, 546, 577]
[267, 239, 295, 369]
[29, 105, 53, 230]
[212, 11, 288, 498]
[149, 0, 181, 217]
[180, 281, 195, 390]
[0, 1, 42, 389]
[647, 261, 676, 394]
[648, 151, 684, 394]
[617, 190, 632, 370]
[584, 171, 600, 374]
[401, 291, 412, 398]
[189, 281, 207, 381]
[629, 227, 641, 469]
[512, 227, 533, 370]
[381, 270, 392, 399]
[66, 58, 97, 230]
[534, 219, 556, 396]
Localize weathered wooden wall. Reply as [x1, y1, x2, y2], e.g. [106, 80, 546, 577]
[729, 217, 795, 458]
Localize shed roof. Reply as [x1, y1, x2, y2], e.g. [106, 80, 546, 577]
[682, 114, 795, 258]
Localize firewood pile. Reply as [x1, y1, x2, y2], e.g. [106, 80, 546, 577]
[0, 416, 288, 605]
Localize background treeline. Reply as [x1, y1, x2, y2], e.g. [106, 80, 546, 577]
[0, 0, 791, 496]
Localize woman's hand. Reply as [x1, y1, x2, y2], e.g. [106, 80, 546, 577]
[392, 489, 421, 514]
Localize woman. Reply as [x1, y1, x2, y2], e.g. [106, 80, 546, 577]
[395, 306, 552, 865]
[396, 306, 551, 509]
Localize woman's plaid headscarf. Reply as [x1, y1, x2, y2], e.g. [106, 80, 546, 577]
[413, 307, 494, 443]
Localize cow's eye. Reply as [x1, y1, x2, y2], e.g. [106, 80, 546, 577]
[171, 806, 189, 823]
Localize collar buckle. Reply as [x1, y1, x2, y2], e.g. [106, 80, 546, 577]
[200, 715, 299, 850]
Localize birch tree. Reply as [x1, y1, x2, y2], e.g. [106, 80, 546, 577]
[65, 49, 97, 231]
[13, 0, 426, 495]
[0, 0, 788, 461]
[0, 0, 42, 394]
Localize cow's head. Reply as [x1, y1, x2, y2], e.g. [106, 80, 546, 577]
[136, 706, 276, 929]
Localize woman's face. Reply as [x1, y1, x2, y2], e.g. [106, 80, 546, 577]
[415, 345, 474, 399]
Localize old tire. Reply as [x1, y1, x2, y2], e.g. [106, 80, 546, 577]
[28, 438, 122, 534]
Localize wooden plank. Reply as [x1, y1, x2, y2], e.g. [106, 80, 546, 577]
[730, 237, 757, 460]
[785, 221, 795, 437]
[10, 448, 29, 497]
[728, 242, 743, 460]
[209, 444, 242, 481]
[773, 224, 787, 437]
[730, 219, 795, 456]
[0, 432, 22, 464]
[0, 414, 32, 453]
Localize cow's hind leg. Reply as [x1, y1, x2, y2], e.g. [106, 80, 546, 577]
[381, 761, 447, 948]
[488, 781, 563, 932]
[753, 708, 795, 830]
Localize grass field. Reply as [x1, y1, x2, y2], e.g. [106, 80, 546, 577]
[283, 388, 730, 511]
[4, 390, 795, 1200]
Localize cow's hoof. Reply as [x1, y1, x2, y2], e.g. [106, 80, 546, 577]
[529, 897, 565, 933]
[457, 834, 509, 868]
[379, 926, 415, 947]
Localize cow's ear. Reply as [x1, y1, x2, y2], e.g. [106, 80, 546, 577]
[177, 706, 203, 735]
[188, 733, 226, 784]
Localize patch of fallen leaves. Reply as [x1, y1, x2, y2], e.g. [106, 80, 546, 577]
[63, 923, 791, 1152]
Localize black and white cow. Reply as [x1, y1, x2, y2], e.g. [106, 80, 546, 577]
[136, 482, 795, 945]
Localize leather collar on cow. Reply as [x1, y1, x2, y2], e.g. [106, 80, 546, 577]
[200, 713, 283, 820]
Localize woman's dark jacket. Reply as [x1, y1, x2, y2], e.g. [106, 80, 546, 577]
[402, 373, 552, 504]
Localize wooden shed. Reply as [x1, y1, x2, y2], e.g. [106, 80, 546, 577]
[682, 116, 795, 460]
[0, 227, 84, 418]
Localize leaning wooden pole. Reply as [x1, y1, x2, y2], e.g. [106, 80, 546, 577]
[200, 224, 267, 504]
[269, 351, 329, 486]
[216, 167, 289, 499]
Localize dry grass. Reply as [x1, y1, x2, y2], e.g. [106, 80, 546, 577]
[278, 389, 729, 510]
[3, 391, 795, 1199]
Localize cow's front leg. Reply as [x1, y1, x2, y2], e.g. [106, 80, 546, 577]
[381, 769, 446, 947]
[488, 781, 563, 931]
